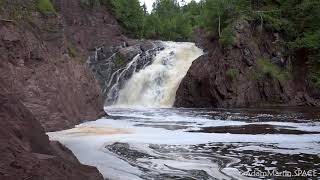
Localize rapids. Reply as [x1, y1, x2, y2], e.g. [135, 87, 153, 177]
[48, 42, 320, 180]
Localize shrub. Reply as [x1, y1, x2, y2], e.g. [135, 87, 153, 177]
[79, 0, 101, 8]
[226, 68, 240, 81]
[310, 71, 320, 88]
[67, 46, 77, 58]
[219, 26, 235, 48]
[309, 62, 320, 88]
[37, 0, 56, 15]
[257, 58, 290, 81]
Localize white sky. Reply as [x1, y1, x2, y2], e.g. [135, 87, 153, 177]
[139, 0, 200, 12]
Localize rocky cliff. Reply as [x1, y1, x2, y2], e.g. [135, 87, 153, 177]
[0, 0, 127, 179]
[175, 20, 320, 107]
[0, 0, 127, 132]
[0, 78, 103, 180]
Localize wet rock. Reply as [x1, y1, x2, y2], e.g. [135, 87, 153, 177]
[88, 40, 164, 104]
[189, 124, 320, 135]
[140, 41, 155, 52]
[118, 45, 142, 61]
[106, 142, 155, 162]
[98, 111, 109, 118]
[242, 47, 254, 66]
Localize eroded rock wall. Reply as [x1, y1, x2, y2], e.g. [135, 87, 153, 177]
[0, 78, 103, 180]
[175, 20, 319, 107]
[0, 0, 127, 131]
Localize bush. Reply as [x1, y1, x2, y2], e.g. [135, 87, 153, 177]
[310, 70, 320, 88]
[0, 0, 3, 9]
[67, 46, 77, 58]
[79, 0, 101, 8]
[37, 0, 56, 15]
[226, 68, 240, 81]
[257, 58, 290, 81]
[219, 26, 235, 48]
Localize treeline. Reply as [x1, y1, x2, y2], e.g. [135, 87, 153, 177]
[95, 0, 319, 86]
[105, 0, 249, 40]
[106, 0, 196, 40]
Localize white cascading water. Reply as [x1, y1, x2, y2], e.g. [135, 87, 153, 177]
[114, 42, 203, 107]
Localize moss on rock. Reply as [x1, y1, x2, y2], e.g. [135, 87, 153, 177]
[226, 68, 240, 81]
[37, 0, 56, 15]
[256, 58, 290, 81]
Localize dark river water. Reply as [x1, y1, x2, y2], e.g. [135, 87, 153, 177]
[48, 107, 320, 180]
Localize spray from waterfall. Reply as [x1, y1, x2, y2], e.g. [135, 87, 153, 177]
[111, 42, 203, 108]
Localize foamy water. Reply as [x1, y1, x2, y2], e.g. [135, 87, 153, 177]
[115, 42, 203, 107]
[48, 42, 320, 179]
[48, 108, 320, 179]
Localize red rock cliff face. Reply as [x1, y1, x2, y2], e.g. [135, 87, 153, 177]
[175, 21, 319, 107]
[0, 0, 125, 131]
[0, 0, 127, 179]
[0, 78, 103, 180]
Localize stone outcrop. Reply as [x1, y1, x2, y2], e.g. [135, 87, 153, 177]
[0, 79, 103, 180]
[175, 20, 320, 107]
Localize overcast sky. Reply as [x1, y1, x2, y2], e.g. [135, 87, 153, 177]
[139, 0, 200, 12]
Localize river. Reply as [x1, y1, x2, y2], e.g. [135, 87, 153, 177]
[48, 42, 320, 180]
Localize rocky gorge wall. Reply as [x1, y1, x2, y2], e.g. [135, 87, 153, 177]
[0, 0, 127, 132]
[0, 0, 128, 179]
[0, 77, 104, 180]
[175, 20, 320, 108]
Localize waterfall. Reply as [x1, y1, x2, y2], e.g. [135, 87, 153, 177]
[113, 42, 203, 107]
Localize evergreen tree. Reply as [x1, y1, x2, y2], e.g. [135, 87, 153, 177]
[109, 0, 144, 37]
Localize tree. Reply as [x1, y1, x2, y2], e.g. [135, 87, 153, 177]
[109, 0, 144, 37]
[142, 3, 148, 15]
[202, 0, 238, 36]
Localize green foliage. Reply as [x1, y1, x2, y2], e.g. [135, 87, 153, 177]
[257, 58, 290, 81]
[148, 0, 193, 40]
[143, 14, 162, 39]
[309, 55, 320, 88]
[0, 0, 3, 9]
[103, 0, 319, 90]
[202, 0, 231, 32]
[226, 68, 239, 80]
[105, 0, 195, 40]
[310, 71, 320, 88]
[200, 0, 249, 34]
[219, 26, 235, 48]
[109, 0, 144, 37]
[37, 0, 56, 15]
[115, 55, 127, 68]
[68, 46, 77, 58]
[292, 31, 320, 50]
